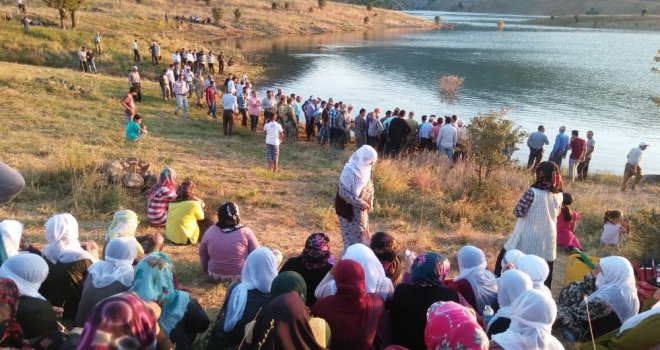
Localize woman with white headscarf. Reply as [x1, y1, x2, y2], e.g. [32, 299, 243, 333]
[206, 248, 278, 349]
[490, 289, 564, 350]
[39, 213, 97, 320]
[516, 254, 552, 296]
[0, 253, 60, 340]
[583, 298, 660, 350]
[447, 245, 498, 314]
[487, 269, 533, 338]
[497, 249, 525, 276]
[75, 236, 138, 326]
[335, 145, 378, 251]
[0, 220, 23, 265]
[557, 256, 640, 342]
[315, 243, 394, 301]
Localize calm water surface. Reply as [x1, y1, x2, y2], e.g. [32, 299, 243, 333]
[228, 11, 660, 173]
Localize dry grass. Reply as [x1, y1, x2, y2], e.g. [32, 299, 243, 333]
[438, 75, 465, 102]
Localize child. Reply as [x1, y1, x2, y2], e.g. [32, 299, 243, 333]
[125, 114, 147, 141]
[556, 193, 582, 250]
[264, 114, 283, 172]
[600, 210, 628, 246]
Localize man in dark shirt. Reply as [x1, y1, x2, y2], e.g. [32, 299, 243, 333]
[567, 130, 586, 182]
[385, 110, 412, 156]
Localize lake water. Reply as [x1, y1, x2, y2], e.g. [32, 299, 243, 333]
[228, 11, 660, 174]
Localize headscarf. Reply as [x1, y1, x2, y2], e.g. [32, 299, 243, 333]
[87, 237, 137, 289]
[454, 245, 498, 312]
[331, 243, 394, 299]
[173, 180, 195, 202]
[224, 248, 278, 332]
[587, 256, 639, 323]
[216, 201, 245, 232]
[618, 300, 660, 334]
[300, 233, 331, 270]
[269, 271, 307, 303]
[425, 301, 489, 350]
[105, 210, 139, 243]
[501, 249, 525, 270]
[0, 220, 23, 260]
[0, 253, 49, 299]
[149, 168, 177, 199]
[491, 289, 564, 350]
[43, 213, 96, 264]
[77, 292, 158, 350]
[516, 255, 552, 296]
[488, 270, 533, 331]
[0, 278, 30, 349]
[532, 161, 563, 193]
[339, 145, 378, 196]
[411, 252, 451, 287]
[370, 232, 401, 282]
[130, 252, 190, 335]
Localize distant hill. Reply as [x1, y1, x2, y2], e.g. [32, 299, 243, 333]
[334, 0, 660, 15]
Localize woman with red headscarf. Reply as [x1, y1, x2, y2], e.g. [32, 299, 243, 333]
[0, 278, 30, 349]
[495, 161, 563, 288]
[311, 259, 390, 349]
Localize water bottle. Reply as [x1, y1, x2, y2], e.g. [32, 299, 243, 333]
[483, 305, 494, 325]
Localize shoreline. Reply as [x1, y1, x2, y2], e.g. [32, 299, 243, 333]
[526, 14, 660, 31]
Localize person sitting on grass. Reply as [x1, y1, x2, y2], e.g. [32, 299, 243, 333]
[600, 210, 629, 246]
[126, 114, 148, 141]
[165, 180, 205, 245]
[264, 113, 283, 172]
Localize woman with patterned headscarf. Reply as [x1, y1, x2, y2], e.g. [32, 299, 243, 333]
[103, 209, 145, 260]
[131, 252, 210, 348]
[199, 202, 260, 282]
[0, 278, 30, 349]
[425, 301, 489, 350]
[389, 252, 461, 350]
[147, 167, 177, 227]
[495, 161, 563, 287]
[280, 233, 333, 307]
[165, 180, 205, 244]
[370, 232, 402, 284]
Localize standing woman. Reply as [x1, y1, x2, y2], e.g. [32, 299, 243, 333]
[335, 145, 378, 251]
[496, 161, 563, 287]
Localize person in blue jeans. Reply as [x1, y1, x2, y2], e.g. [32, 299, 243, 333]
[548, 126, 570, 167]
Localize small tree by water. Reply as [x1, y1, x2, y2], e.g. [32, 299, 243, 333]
[438, 75, 464, 103]
[212, 7, 223, 23]
[364, 15, 369, 24]
[318, 0, 326, 9]
[642, 9, 648, 16]
[234, 8, 241, 21]
[271, 2, 277, 10]
[43, 0, 87, 29]
[434, 15, 441, 25]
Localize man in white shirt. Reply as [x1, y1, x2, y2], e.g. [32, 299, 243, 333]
[173, 75, 189, 119]
[437, 116, 458, 160]
[131, 40, 140, 62]
[207, 51, 215, 74]
[166, 65, 175, 98]
[264, 114, 284, 172]
[222, 89, 238, 136]
[621, 142, 650, 191]
[93, 32, 102, 54]
[78, 47, 88, 72]
[455, 120, 469, 161]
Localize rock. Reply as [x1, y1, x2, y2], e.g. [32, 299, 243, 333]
[122, 173, 144, 188]
[101, 160, 124, 183]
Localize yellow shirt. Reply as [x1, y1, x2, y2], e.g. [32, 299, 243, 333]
[165, 200, 204, 244]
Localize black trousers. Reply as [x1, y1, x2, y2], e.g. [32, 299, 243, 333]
[577, 158, 591, 179]
[527, 147, 544, 169]
[133, 49, 140, 62]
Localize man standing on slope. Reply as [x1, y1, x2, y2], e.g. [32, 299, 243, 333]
[173, 75, 189, 119]
[577, 130, 595, 180]
[621, 142, 650, 191]
[548, 126, 569, 167]
[527, 125, 549, 170]
[131, 39, 140, 62]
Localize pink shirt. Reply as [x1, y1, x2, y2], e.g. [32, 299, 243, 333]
[198, 225, 260, 276]
[556, 210, 582, 249]
[431, 124, 441, 142]
[248, 96, 261, 116]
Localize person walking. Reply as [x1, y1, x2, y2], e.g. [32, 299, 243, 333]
[527, 125, 549, 170]
[548, 126, 569, 167]
[131, 39, 140, 62]
[173, 75, 189, 119]
[567, 130, 586, 183]
[127, 66, 141, 102]
[222, 88, 238, 136]
[620, 142, 650, 191]
[93, 32, 102, 54]
[577, 130, 595, 180]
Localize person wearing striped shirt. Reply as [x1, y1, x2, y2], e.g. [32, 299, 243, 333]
[147, 168, 177, 227]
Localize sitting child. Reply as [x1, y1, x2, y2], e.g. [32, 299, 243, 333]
[125, 114, 148, 141]
[600, 210, 628, 246]
[556, 193, 582, 250]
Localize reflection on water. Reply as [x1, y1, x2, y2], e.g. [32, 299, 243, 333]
[229, 12, 660, 174]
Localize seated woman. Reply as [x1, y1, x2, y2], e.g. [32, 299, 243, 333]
[77, 292, 171, 349]
[516, 254, 552, 296]
[246, 271, 328, 350]
[75, 237, 138, 326]
[0, 220, 23, 264]
[389, 252, 461, 350]
[495, 249, 525, 277]
[370, 232, 402, 284]
[447, 245, 497, 315]
[584, 298, 660, 350]
[199, 202, 259, 282]
[312, 259, 390, 349]
[491, 289, 563, 349]
[166, 181, 205, 245]
[104, 209, 145, 260]
[315, 243, 394, 301]
[147, 167, 178, 227]
[0, 253, 59, 341]
[486, 269, 533, 338]
[556, 256, 640, 342]
[424, 301, 489, 350]
[39, 213, 97, 320]
[280, 233, 333, 307]
[0, 278, 31, 349]
[131, 252, 210, 349]
[206, 248, 278, 350]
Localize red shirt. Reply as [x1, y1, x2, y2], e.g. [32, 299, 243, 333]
[122, 94, 134, 114]
[205, 86, 216, 104]
[569, 137, 586, 159]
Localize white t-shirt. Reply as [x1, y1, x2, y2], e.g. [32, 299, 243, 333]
[264, 122, 283, 146]
[601, 223, 621, 245]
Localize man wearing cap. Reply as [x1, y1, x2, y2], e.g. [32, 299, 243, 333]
[128, 66, 142, 102]
[621, 142, 650, 191]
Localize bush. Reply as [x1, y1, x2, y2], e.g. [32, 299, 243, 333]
[203, 0, 210, 5]
[284, 2, 289, 9]
[574, 14, 580, 22]
[308, 6, 314, 13]
[437, 75, 464, 102]
[272, 2, 277, 9]
[211, 7, 223, 23]
[367, 3, 372, 11]
[318, 0, 326, 9]
[363, 15, 369, 24]
[642, 9, 648, 16]
[434, 15, 441, 25]
[234, 8, 241, 21]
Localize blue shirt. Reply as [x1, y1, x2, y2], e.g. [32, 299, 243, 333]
[419, 122, 433, 139]
[527, 131, 550, 150]
[126, 122, 141, 141]
[551, 132, 570, 153]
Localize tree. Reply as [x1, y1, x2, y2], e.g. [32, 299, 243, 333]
[211, 7, 223, 23]
[271, 2, 277, 9]
[42, 0, 67, 28]
[366, 0, 373, 11]
[363, 15, 369, 24]
[642, 8, 648, 16]
[43, 0, 87, 28]
[234, 8, 241, 21]
[467, 110, 527, 184]
[318, 0, 326, 9]
[434, 15, 441, 25]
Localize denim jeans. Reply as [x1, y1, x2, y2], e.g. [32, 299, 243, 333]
[440, 146, 454, 160]
[208, 102, 216, 118]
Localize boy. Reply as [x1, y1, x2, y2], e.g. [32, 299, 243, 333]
[264, 114, 283, 172]
[121, 87, 137, 122]
[126, 114, 148, 141]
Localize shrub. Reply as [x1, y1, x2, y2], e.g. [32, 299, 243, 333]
[203, 0, 210, 5]
[234, 8, 241, 21]
[284, 2, 289, 9]
[642, 9, 648, 16]
[434, 15, 441, 25]
[318, 0, 326, 9]
[550, 15, 555, 20]
[363, 15, 369, 24]
[308, 6, 314, 13]
[574, 14, 579, 22]
[271, 2, 277, 9]
[211, 7, 223, 23]
[437, 75, 464, 102]
[367, 3, 372, 11]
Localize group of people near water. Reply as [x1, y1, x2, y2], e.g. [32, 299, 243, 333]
[0, 140, 658, 349]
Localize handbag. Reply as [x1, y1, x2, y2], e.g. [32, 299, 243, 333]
[334, 190, 353, 221]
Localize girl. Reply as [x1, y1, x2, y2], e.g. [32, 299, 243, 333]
[556, 193, 583, 250]
[601, 210, 628, 246]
